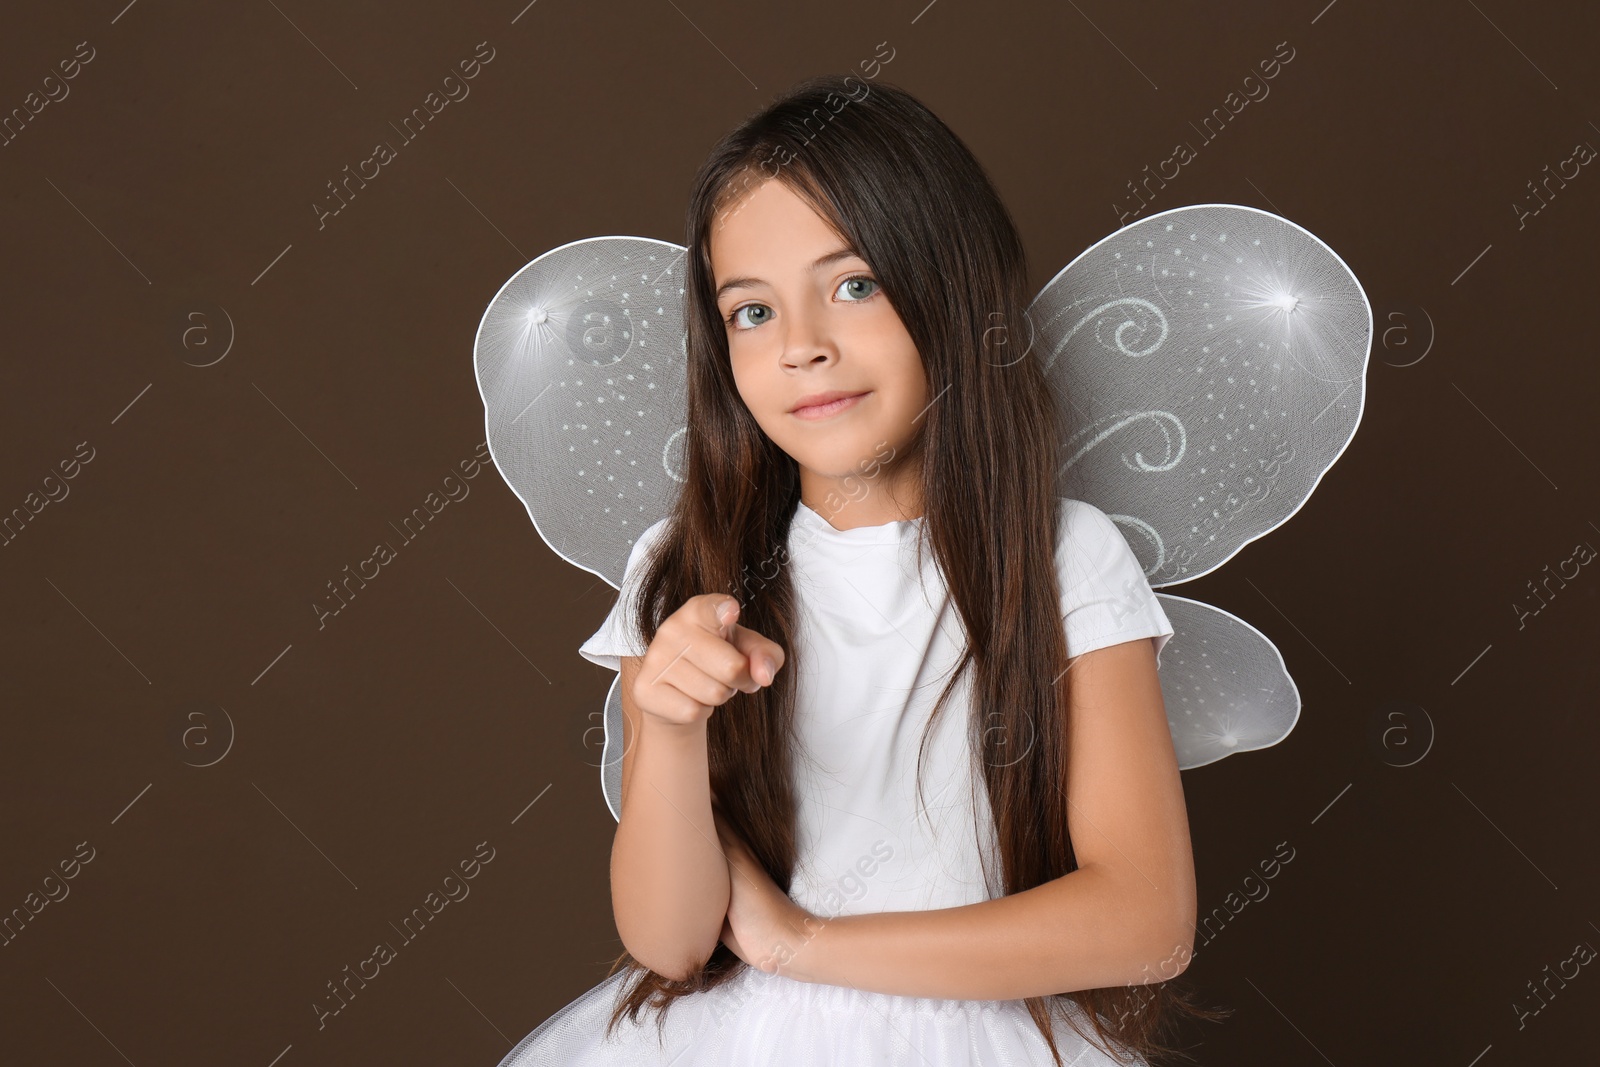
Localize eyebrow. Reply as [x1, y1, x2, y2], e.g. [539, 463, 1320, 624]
[713, 246, 863, 303]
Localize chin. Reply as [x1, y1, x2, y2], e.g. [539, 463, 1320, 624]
[790, 436, 882, 474]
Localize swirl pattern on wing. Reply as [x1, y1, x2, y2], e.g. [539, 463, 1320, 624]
[1031, 203, 1372, 587]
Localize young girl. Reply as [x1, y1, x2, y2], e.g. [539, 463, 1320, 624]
[497, 73, 1224, 1067]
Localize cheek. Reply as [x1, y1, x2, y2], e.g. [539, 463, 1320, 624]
[728, 358, 762, 407]
[727, 360, 781, 433]
[882, 362, 928, 442]
[724, 343, 751, 385]
[888, 350, 927, 407]
[858, 313, 922, 383]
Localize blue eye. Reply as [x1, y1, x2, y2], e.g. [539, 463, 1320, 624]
[837, 274, 879, 301]
[726, 303, 771, 330]
[723, 274, 881, 332]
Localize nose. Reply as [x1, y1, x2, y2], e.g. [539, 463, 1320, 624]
[778, 301, 837, 369]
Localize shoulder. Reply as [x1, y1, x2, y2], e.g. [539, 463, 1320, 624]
[625, 515, 672, 565]
[1053, 498, 1129, 572]
[1052, 498, 1147, 607]
[1052, 497, 1174, 662]
[612, 515, 673, 593]
[1056, 496, 1114, 534]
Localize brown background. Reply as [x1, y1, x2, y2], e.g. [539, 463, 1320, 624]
[3, 1, 1597, 1064]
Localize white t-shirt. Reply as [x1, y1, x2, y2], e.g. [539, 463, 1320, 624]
[578, 498, 1174, 920]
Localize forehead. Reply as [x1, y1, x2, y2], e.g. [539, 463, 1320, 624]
[709, 178, 851, 281]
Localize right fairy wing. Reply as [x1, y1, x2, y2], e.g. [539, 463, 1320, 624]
[473, 236, 693, 820]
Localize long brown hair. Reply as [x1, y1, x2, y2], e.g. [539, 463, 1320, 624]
[599, 73, 1229, 1065]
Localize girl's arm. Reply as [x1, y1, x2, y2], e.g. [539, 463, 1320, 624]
[610, 654, 732, 981]
[785, 636, 1197, 999]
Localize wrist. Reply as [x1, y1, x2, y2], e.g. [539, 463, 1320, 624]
[640, 713, 709, 743]
[766, 905, 833, 984]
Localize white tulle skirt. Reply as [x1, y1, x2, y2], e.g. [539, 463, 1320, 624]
[494, 964, 1146, 1066]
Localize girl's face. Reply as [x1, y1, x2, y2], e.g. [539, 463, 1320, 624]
[710, 178, 928, 527]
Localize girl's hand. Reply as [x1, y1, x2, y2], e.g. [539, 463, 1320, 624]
[633, 596, 786, 730]
[713, 811, 822, 981]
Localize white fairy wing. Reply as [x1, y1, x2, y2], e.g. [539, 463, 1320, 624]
[1031, 203, 1372, 767]
[473, 206, 1372, 808]
[599, 677, 627, 821]
[1150, 593, 1301, 769]
[472, 236, 690, 588]
[474, 237, 693, 822]
[1033, 203, 1371, 584]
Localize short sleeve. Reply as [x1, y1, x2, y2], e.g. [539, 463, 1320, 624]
[578, 518, 672, 672]
[1056, 499, 1175, 669]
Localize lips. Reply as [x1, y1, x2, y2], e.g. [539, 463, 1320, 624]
[790, 389, 870, 415]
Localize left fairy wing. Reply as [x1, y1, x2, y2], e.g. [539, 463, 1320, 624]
[1032, 203, 1371, 587]
[1031, 204, 1372, 769]
[1147, 593, 1302, 769]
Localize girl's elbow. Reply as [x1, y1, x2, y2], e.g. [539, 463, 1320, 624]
[614, 908, 723, 982]
[1139, 913, 1195, 982]
[633, 939, 718, 983]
